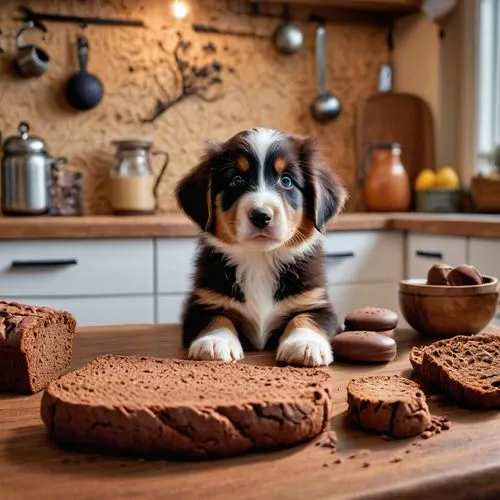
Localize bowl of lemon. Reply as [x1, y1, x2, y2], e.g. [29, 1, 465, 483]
[414, 166, 462, 213]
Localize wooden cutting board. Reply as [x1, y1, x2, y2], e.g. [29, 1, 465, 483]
[356, 92, 436, 186]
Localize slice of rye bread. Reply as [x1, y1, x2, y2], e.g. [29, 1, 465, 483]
[408, 333, 499, 375]
[0, 301, 76, 394]
[40, 354, 334, 459]
[419, 334, 500, 409]
[347, 375, 431, 438]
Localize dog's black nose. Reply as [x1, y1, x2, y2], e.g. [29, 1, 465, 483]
[249, 208, 273, 229]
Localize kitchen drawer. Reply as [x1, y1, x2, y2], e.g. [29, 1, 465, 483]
[469, 237, 500, 279]
[323, 231, 403, 284]
[157, 294, 188, 324]
[0, 239, 154, 297]
[1, 295, 154, 327]
[156, 237, 198, 293]
[406, 234, 467, 279]
[328, 282, 407, 328]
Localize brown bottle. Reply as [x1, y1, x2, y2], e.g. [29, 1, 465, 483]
[363, 143, 411, 212]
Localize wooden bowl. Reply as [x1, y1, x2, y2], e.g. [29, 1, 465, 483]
[398, 276, 499, 338]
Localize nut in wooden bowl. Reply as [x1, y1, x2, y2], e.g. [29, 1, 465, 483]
[398, 275, 499, 338]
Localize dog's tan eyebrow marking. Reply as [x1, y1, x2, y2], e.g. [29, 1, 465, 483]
[237, 157, 250, 172]
[275, 156, 287, 174]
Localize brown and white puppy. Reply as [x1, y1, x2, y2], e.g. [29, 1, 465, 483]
[175, 127, 347, 367]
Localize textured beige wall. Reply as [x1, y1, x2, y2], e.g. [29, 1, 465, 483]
[0, 0, 390, 214]
[393, 7, 462, 175]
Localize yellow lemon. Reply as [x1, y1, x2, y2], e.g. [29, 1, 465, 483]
[414, 169, 436, 190]
[434, 166, 460, 189]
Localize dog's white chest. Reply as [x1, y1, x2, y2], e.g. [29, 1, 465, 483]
[235, 254, 278, 350]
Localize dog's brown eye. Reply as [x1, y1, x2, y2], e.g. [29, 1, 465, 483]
[279, 175, 293, 189]
[229, 175, 244, 188]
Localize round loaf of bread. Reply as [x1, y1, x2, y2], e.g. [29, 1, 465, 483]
[40, 355, 334, 459]
[347, 375, 431, 438]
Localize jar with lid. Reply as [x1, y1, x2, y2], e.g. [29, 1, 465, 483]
[109, 140, 169, 215]
[362, 143, 411, 212]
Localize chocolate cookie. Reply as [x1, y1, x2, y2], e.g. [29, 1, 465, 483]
[447, 264, 483, 286]
[344, 307, 398, 332]
[427, 263, 453, 285]
[332, 331, 397, 363]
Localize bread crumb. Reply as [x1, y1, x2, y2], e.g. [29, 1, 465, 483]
[323, 463, 329, 468]
[333, 458, 343, 464]
[421, 431, 432, 439]
[405, 449, 411, 454]
[390, 456, 403, 463]
[317, 431, 338, 450]
[362, 462, 370, 468]
[381, 434, 392, 441]
[349, 454, 357, 459]
[357, 449, 371, 458]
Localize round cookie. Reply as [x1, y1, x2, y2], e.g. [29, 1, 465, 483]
[427, 263, 453, 285]
[332, 331, 397, 363]
[344, 307, 398, 332]
[447, 264, 483, 286]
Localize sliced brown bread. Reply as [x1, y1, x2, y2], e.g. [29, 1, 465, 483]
[409, 345, 425, 374]
[40, 354, 334, 459]
[419, 334, 500, 409]
[0, 301, 76, 394]
[347, 375, 431, 438]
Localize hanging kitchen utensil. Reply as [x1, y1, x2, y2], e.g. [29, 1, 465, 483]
[310, 24, 341, 122]
[15, 19, 50, 77]
[273, 4, 303, 55]
[65, 35, 104, 111]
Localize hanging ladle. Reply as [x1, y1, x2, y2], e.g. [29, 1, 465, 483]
[310, 23, 341, 122]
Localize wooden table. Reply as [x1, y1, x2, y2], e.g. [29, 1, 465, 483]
[2, 324, 500, 500]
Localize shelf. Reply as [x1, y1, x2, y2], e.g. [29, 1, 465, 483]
[249, 0, 422, 15]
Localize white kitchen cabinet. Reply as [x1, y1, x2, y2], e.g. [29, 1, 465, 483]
[323, 231, 403, 284]
[469, 237, 500, 326]
[157, 294, 187, 324]
[156, 237, 199, 293]
[1, 295, 155, 327]
[0, 239, 154, 297]
[406, 233, 467, 279]
[328, 282, 407, 328]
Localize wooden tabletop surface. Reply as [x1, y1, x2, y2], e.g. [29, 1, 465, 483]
[1, 211, 500, 239]
[2, 324, 500, 500]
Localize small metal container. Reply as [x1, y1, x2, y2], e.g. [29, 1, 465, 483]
[1, 122, 63, 216]
[414, 189, 462, 213]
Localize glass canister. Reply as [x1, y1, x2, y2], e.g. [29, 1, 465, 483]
[362, 143, 411, 212]
[109, 140, 169, 215]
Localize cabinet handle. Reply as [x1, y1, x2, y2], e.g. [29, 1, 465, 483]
[10, 259, 78, 268]
[416, 250, 443, 260]
[325, 251, 355, 259]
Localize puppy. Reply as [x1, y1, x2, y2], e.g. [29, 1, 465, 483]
[175, 127, 347, 367]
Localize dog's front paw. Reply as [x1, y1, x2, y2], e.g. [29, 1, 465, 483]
[277, 328, 333, 367]
[188, 329, 244, 363]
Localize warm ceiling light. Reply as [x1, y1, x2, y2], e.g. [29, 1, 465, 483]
[172, 0, 189, 20]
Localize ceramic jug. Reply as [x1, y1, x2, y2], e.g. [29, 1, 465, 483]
[362, 143, 411, 212]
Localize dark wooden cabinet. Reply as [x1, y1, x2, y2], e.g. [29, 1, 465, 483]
[250, 0, 422, 15]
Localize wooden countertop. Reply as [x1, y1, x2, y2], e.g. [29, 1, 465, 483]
[2, 324, 500, 500]
[1, 211, 500, 240]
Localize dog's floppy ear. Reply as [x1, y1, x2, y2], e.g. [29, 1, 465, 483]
[175, 141, 222, 231]
[295, 135, 347, 232]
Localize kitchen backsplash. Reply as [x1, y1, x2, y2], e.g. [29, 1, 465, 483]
[0, 0, 390, 214]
